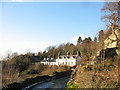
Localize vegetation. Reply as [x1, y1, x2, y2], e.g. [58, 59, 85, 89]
[2, 2, 120, 89]
[66, 81, 79, 88]
[77, 36, 82, 44]
[2, 34, 99, 87]
[2, 54, 71, 88]
[66, 2, 120, 89]
[68, 54, 119, 88]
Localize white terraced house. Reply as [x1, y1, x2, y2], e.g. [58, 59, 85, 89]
[40, 55, 81, 67]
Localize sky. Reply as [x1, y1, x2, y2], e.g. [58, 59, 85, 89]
[1, 1, 106, 58]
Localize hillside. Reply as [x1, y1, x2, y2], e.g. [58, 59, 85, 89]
[2, 54, 71, 88]
[67, 29, 120, 88]
[68, 54, 119, 88]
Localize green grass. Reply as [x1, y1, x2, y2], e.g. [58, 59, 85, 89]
[66, 81, 79, 88]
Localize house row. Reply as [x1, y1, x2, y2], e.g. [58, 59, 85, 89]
[40, 55, 81, 67]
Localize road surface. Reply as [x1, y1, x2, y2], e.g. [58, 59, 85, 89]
[30, 76, 70, 89]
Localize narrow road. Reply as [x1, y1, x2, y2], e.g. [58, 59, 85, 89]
[30, 76, 70, 89]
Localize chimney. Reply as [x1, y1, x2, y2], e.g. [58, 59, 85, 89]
[77, 51, 81, 56]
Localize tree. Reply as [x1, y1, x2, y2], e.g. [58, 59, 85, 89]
[98, 30, 105, 42]
[77, 36, 82, 44]
[88, 37, 92, 42]
[101, 2, 120, 27]
[101, 2, 120, 46]
[100, 2, 120, 64]
[47, 46, 58, 59]
[57, 44, 66, 55]
[98, 30, 105, 63]
[94, 37, 97, 42]
[81, 37, 93, 60]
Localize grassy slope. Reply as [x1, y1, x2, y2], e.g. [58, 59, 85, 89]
[67, 55, 119, 88]
[2, 64, 70, 88]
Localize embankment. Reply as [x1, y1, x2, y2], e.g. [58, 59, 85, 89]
[2, 70, 71, 89]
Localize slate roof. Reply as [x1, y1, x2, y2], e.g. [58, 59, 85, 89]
[41, 59, 56, 62]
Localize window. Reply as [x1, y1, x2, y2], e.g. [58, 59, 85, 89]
[67, 56, 70, 59]
[59, 57, 62, 59]
[73, 56, 76, 58]
[68, 62, 70, 65]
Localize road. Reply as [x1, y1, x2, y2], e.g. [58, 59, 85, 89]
[30, 76, 70, 89]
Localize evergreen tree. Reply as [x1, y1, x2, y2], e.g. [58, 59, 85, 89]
[98, 30, 105, 42]
[94, 37, 97, 42]
[88, 37, 92, 41]
[77, 36, 82, 44]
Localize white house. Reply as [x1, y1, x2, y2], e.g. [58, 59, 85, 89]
[41, 58, 56, 65]
[56, 55, 81, 67]
[40, 55, 81, 67]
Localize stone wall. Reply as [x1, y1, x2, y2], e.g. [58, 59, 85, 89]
[104, 29, 119, 49]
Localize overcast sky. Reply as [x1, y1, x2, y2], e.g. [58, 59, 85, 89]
[1, 2, 105, 58]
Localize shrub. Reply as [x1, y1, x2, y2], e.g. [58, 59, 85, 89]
[66, 81, 79, 88]
[19, 69, 38, 76]
[34, 63, 46, 72]
[52, 71, 58, 76]
[27, 69, 38, 74]
[63, 66, 70, 71]
[83, 65, 92, 71]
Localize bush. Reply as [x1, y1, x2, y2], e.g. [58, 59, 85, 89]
[63, 66, 70, 71]
[66, 81, 79, 88]
[52, 71, 58, 76]
[19, 69, 38, 76]
[83, 65, 92, 71]
[34, 63, 46, 73]
[107, 64, 115, 70]
[27, 69, 38, 74]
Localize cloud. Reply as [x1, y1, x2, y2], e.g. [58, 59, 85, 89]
[72, 35, 86, 42]
[0, 39, 54, 59]
[38, 41, 54, 51]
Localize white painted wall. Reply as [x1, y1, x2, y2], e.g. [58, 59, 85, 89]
[41, 55, 81, 67]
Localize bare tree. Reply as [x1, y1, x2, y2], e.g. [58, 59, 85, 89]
[101, 2, 120, 46]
